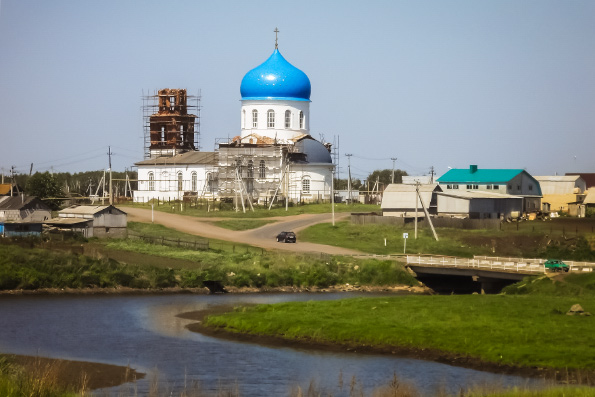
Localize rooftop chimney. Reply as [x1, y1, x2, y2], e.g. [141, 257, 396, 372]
[470, 165, 478, 173]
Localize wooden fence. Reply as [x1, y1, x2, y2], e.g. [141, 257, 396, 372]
[351, 214, 500, 230]
[128, 231, 209, 251]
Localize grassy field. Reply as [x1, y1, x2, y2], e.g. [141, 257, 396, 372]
[211, 219, 276, 230]
[300, 220, 595, 260]
[205, 292, 595, 370]
[121, 201, 380, 218]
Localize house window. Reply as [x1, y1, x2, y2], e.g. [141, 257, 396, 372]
[299, 111, 304, 129]
[493, 185, 499, 190]
[453, 185, 459, 189]
[487, 185, 492, 190]
[529, 184, 533, 191]
[242, 110, 246, 129]
[259, 160, 266, 179]
[474, 185, 478, 189]
[517, 185, 521, 190]
[177, 172, 183, 191]
[191, 172, 197, 191]
[267, 110, 275, 128]
[148, 172, 154, 191]
[508, 184, 512, 190]
[466, 185, 472, 190]
[285, 110, 291, 128]
[302, 177, 310, 194]
[447, 185, 452, 189]
[252, 109, 258, 128]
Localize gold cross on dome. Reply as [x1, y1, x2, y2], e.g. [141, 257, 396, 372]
[274, 27, 279, 49]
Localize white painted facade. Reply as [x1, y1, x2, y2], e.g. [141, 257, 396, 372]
[240, 100, 310, 143]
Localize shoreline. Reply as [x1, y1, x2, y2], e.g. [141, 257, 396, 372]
[178, 306, 595, 386]
[0, 284, 430, 296]
[0, 353, 144, 390]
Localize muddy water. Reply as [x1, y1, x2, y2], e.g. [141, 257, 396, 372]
[0, 293, 542, 396]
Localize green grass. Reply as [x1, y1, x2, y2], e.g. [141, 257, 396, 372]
[211, 219, 276, 230]
[206, 294, 595, 371]
[300, 221, 595, 260]
[300, 221, 489, 256]
[127, 221, 263, 254]
[121, 201, 380, 218]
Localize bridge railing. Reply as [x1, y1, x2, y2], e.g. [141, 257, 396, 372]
[474, 256, 595, 272]
[406, 255, 546, 274]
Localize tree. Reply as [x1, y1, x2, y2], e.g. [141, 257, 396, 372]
[367, 169, 408, 188]
[25, 172, 64, 210]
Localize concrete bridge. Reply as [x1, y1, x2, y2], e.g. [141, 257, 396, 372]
[405, 255, 594, 294]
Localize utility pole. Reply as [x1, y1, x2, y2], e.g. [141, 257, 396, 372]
[391, 157, 398, 184]
[108, 146, 113, 205]
[429, 166, 435, 184]
[331, 169, 335, 226]
[345, 153, 352, 204]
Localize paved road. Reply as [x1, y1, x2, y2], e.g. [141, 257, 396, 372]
[125, 207, 361, 255]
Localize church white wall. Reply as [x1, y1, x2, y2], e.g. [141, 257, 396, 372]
[133, 164, 213, 203]
[288, 163, 333, 202]
[241, 100, 310, 142]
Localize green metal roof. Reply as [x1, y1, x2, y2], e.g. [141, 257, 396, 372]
[437, 168, 524, 184]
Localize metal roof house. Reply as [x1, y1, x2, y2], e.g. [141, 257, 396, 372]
[49, 205, 127, 238]
[381, 184, 440, 218]
[437, 165, 542, 213]
[0, 196, 52, 237]
[534, 175, 586, 213]
[436, 190, 523, 220]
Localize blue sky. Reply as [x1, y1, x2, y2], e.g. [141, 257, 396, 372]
[1, 0, 593, 182]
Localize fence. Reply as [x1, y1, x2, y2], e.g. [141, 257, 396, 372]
[128, 231, 209, 251]
[351, 214, 500, 230]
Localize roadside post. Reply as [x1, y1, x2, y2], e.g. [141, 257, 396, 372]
[151, 204, 154, 223]
[403, 232, 409, 253]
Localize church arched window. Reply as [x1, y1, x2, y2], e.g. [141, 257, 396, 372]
[285, 110, 291, 129]
[252, 110, 258, 128]
[302, 177, 310, 194]
[259, 160, 266, 179]
[148, 172, 154, 191]
[177, 172, 183, 191]
[191, 172, 197, 191]
[267, 110, 275, 128]
[299, 111, 304, 129]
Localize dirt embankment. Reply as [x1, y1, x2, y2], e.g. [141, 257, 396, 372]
[179, 307, 595, 386]
[1, 354, 144, 390]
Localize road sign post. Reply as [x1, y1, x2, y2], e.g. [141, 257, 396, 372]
[403, 232, 409, 254]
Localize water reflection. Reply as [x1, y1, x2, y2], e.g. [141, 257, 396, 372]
[0, 293, 543, 396]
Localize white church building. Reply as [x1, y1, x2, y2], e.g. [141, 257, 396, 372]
[133, 41, 334, 204]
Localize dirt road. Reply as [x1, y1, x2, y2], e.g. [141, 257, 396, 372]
[125, 207, 362, 255]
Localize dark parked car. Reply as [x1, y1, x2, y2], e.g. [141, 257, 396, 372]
[276, 231, 296, 243]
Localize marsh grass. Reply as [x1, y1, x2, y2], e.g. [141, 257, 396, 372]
[205, 295, 595, 371]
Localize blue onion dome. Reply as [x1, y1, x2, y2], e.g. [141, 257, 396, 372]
[240, 49, 311, 101]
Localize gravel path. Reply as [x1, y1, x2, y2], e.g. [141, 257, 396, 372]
[125, 207, 362, 255]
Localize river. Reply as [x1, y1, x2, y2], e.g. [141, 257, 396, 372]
[0, 293, 542, 396]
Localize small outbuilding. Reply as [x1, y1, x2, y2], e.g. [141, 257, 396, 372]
[0, 196, 52, 237]
[381, 184, 440, 218]
[53, 205, 127, 238]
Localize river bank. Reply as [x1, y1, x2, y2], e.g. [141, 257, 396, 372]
[0, 353, 143, 390]
[0, 284, 430, 296]
[183, 297, 595, 386]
